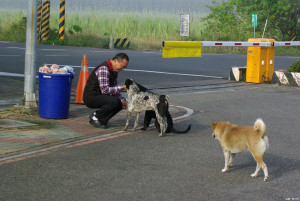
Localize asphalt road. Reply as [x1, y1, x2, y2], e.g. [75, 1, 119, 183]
[1, 41, 299, 88]
[1, 41, 300, 201]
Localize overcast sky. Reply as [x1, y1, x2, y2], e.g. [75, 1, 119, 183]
[0, 0, 215, 14]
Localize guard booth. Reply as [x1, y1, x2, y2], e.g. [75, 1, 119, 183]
[246, 38, 275, 83]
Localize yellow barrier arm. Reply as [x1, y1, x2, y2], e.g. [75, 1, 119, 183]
[162, 41, 202, 58]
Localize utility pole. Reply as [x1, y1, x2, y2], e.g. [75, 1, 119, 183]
[23, 0, 38, 108]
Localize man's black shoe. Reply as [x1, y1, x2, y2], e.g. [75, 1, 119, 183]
[89, 119, 107, 129]
[89, 112, 96, 120]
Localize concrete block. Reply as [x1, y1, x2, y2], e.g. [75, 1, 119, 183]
[272, 71, 300, 86]
[229, 67, 246, 81]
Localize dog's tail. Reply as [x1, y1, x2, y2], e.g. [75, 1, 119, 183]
[171, 124, 191, 134]
[254, 118, 267, 137]
[254, 118, 269, 150]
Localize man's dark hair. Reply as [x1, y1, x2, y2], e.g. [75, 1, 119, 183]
[113, 53, 129, 62]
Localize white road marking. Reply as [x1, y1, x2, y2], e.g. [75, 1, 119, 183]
[202, 53, 225, 56]
[6, 47, 25, 50]
[143, 51, 161, 54]
[0, 55, 21, 57]
[41, 49, 66, 51]
[124, 69, 225, 79]
[170, 86, 261, 96]
[90, 50, 117, 53]
[44, 55, 71, 57]
[0, 72, 24, 77]
[0, 72, 39, 78]
[171, 89, 236, 96]
[171, 105, 193, 121]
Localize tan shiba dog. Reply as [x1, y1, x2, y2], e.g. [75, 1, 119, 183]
[211, 118, 269, 181]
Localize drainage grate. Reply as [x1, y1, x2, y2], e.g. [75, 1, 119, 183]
[0, 119, 37, 128]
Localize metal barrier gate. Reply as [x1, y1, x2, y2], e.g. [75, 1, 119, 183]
[162, 39, 300, 83]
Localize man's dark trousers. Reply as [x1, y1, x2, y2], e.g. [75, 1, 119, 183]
[84, 94, 122, 125]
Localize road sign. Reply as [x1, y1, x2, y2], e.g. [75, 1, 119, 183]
[180, 14, 189, 37]
[252, 14, 257, 27]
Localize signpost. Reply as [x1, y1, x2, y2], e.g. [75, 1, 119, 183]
[180, 14, 189, 39]
[252, 14, 257, 38]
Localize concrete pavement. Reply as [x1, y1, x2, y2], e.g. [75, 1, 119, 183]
[0, 76, 190, 159]
[2, 74, 300, 200]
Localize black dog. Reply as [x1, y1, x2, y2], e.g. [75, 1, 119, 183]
[124, 79, 169, 136]
[134, 82, 191, 134]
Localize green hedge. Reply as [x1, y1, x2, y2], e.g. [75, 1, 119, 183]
[287, 60, 300, 72]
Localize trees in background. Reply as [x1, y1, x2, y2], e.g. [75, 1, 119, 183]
[202, 0, 299, 41]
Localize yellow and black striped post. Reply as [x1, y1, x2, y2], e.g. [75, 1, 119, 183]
[114, 38, 130, 49]
[290, 25, 296, 41]
[59, 0, 65, 40]
[41, 0, 50, 41]
[37, 0, 43, 41]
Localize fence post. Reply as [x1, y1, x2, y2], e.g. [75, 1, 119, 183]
[59, 0, 65, 40]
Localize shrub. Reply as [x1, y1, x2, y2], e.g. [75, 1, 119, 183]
[287, 60, 300, 72]
[1, 16, 26, 41]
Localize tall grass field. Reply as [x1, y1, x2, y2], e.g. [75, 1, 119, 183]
[0, 9, 299, 55]
[0, 10, 204, 49]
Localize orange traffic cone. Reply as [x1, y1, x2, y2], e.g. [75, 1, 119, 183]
[76, 54, 90, 103]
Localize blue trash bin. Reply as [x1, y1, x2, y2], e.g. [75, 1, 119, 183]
[38, 72, 74, 119]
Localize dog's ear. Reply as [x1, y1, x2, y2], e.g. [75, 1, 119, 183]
[211, 121, 216, 128]
[124, 79, 133, 89]
[124, 79, 132, 85]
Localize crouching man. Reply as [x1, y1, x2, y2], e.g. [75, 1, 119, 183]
[83, 53, 129, 128]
